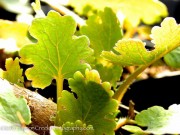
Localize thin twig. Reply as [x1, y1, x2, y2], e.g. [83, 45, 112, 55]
[41, 0, 85, 26]
[119, 103, 139, 114]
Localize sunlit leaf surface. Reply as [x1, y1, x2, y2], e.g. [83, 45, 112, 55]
[102, 18, 180, 66]
[19, 11, 93, 89]
[68, 0, 168, 27]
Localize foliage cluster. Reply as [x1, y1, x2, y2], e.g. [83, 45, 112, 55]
[0, 0, 180, 134]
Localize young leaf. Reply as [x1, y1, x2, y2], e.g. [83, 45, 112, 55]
[50, 120, 94, 135]
[102, 17, 180, 66]
[95, 64, 123, 87]
[19, 11, 93, 89]
[0, 57, 24, 87]
[164, 46, 180, 68]
[80, 7, 123, 86]
[56, 69, 118, 135]
[68, 0, 167, 27]
[81, 7, 123, 57]
[0, 79, 32, 133]
[123, 104, 180, 134]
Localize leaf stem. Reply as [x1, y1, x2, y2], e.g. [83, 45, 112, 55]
[115, 117, 136, 130]
[113, 65, 147, 102]
[56, 74, 64, 110]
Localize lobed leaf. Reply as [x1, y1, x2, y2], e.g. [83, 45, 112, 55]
[80, 7, 123, 57]
[80, 7, 123, 87]
[68, 0, 167, 27]
[19, 11, 93, 89]
[56, 69, 118, 135]
[123, 104, 180, 134]
[102, 17, 180, 66]
[0, 57, 24, 87]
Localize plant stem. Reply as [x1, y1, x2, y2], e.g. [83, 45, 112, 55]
[56, 74, 64, 110]
[119, 104, 139, 114]
[114, 37, 180, 103]
[113, 65, 147, 102]
[115, 117, 136, 130]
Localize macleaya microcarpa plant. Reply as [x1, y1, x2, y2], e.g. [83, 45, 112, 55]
[0, 0, 180, 135]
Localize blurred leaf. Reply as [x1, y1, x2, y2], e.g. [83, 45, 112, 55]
[102, 17, 180, 66]
[164, 47, 180, 68]
[0, 20, 32, 51]
[56, 69, 118, 135]
[0, 57, 24, 86]
[19, 11, 93, 89]
[0, 79, 33, 134]
[0, 0, 32, 14]
[136, 26, 152, 40]
[68, 0, 168, 27]
[31, 0, 45, 18]
[0, 80, 31, 125]
[123, 104, 180, 134]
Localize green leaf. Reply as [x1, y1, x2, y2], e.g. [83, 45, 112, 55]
[19, 11, 93, 89]
[123, 104, 180, 134]
[0, 20, 32, 51]
[102, 17, 180, 66]
[81, 7, 123, 57]
[80, 7, 123, 87]
[122, 125, 144, 134]
[0, 79, 35, 134]
[68, 0, 168, 27]
[94, 64, 123, 87]
[50, 126, 63, 135]
[0, 57, 24, 87]
[56, 69, 118, 135]
[115, 0, 168, 27]
[135, 106, 170, 128]
[0, 80, 31, 125]
[51, 120, 94, 135]
[164, 47, 180, 68]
